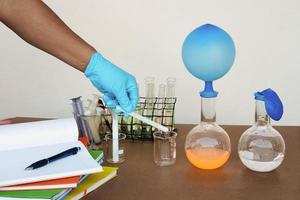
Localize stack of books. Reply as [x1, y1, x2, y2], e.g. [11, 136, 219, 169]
[0, 118, 118, 200]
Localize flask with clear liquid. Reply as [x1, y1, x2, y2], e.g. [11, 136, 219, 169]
[185, 87, 231, 170]
[238, 88, 285, 172]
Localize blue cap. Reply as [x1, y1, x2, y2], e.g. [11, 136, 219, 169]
[254, 88, 284, 121]
[200, 81, 218, 98]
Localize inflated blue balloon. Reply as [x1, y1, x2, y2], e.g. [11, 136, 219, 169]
[182, 24, 235, 82]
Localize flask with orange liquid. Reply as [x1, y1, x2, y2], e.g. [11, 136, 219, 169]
[184, 93, 231, 169]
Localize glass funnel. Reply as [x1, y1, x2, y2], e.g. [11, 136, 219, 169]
[185, 97, 231, 170]
[238, 96, 285, 172]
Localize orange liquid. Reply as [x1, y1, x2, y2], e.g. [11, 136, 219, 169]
[185, 148, 230, 169]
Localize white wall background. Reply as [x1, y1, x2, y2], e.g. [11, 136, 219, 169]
[0, 0, 299, 125]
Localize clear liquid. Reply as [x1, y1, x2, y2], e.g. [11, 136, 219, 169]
[153, 132, 177, 167]
[239, 151, 284, 172]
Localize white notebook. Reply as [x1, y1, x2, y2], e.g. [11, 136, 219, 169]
[0, 118, 102, 187]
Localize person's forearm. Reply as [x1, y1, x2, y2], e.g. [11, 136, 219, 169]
[0, 0, 95, 71]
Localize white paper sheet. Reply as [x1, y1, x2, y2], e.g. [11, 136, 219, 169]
[0, 118, 78, 151]
[0, 141, 102, 187]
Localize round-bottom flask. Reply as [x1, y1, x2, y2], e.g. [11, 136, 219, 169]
[238, 89, 285, 172]
[185, 97, 231, 170]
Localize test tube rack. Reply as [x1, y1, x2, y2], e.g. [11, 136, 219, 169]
[100, 97, 177, 141]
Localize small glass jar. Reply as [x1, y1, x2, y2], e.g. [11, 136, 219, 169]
[74, 113, 102, 150]
[153, 131, 177, 166]
[104, 133, 126, 163]
[81, 115, 102, 145]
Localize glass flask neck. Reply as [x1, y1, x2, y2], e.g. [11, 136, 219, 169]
[201, 97, 216, 123]
[255, 100, 270, 125]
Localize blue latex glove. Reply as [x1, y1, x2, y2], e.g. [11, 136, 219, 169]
[85, 52, 139, 113]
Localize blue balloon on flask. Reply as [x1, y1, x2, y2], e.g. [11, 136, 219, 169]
[182, 24, 236, 81]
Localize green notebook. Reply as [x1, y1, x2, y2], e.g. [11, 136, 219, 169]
[0, 189, 64, 199]
[89, 150, 104, 163]
[0, 150, 103, 199]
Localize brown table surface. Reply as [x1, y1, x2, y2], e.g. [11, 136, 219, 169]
[12, 118, 300, 200]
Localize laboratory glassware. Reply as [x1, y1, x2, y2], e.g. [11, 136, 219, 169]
[158, 83, 166, 98]
[81, 114, 102, 150]
[164, 77, 176, 126]
[132, 103, 142, 134]
[104, 133, 126, 163]
[166, 77, 176, 100]
[144, 77, 155, 132]
[145, 77, 155, 98]
[182, 24, 235, 169]
[153, 130, 177, 166]
[144, 76, 155, 111]
[71, 96, 89, 138]
[185, 96, 230, 169]
[238, 88, 285, 172]
[155, 84, 166, 124]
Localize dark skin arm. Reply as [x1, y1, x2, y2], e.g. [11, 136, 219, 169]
[0, 0, 95, 71]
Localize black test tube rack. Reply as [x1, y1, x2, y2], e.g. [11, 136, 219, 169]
[99, 97, 177, 141]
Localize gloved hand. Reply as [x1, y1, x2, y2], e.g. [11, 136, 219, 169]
[85, 52, 139, 113]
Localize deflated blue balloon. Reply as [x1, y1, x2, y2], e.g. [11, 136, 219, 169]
[182, 24, 236, 81]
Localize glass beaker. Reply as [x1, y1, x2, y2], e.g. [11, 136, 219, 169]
[153, 130, 177, 166]
[81, 114, 102, 150]
[185, 97, 231, 170]
[238, 89, 285, 172]
[104, 133, 126, 163]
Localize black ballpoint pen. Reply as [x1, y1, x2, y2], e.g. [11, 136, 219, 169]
[25, 147, 81, 170]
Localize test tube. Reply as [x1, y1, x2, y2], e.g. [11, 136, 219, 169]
[158, 83, 166, 98]
[127, 103, 142, 139]
[166, 77, 176, 100]
[164, 77, 176, 127]
[155, 84, 166, 124]
[145, 77, 155, 103]
[144, 77, 155, 132]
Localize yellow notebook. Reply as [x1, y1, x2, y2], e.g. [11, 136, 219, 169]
[65, 167, 118, 200]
